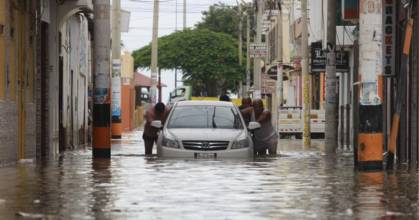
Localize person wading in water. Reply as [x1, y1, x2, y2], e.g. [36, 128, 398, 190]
[241, 99, 278, 156]
[143, 102, 169, 155]
[239, 97, 252, 127]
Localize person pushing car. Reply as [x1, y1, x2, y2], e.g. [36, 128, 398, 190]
[143, 102, 170, 155]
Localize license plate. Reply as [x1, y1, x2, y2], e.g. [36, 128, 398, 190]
[194, 153, 217, 159]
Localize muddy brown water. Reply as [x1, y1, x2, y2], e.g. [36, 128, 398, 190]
[0, 131, 418, 219]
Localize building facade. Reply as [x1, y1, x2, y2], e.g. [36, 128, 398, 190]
[0, 0, 94, 165]
[59, 13, 92, 150]
[37, 0, 93, 160]
[0, 1, 37, 164]
[121, 51, 135, 132]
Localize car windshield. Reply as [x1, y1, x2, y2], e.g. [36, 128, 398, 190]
[167, 105, 243, 129]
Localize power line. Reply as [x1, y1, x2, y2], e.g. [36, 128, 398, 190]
[128, 9, 205, 13]
[129, 26, 178, 29]
[129, 0, 175, 3]
[127, 0, 241, 7]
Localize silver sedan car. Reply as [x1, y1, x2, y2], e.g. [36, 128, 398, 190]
[151, 101, 260, 159]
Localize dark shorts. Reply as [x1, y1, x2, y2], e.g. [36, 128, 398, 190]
[254, 137, 278, 155]
[143, 136, 158, 155]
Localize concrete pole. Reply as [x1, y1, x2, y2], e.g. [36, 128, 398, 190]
[174, 70, 178, 90]
[338, 73, 344, 149]
[301, 0, 311, 148]
[238, 1, 243, 98]
[93, 0, 112, 158]
[175, 0, 178, 30]
[352, 40, 360, 167]
[276, 64, 283, 137]
[324, 0, 337, 154]
[344, 72, 350, 150]
[111, 0, 122, 139]
[276, 9, 284, 136]
[246, 14, 251, 95]
[174, 0, 178, 89]
[183, 0, 186, 30]
[277, 65, 283, 108]
[158, 68, 162, 102]
[357, 0, 384, 170]
[150, 0, 159, 104]
[253, 0, 263, 95]
[277, 9, 283, 106]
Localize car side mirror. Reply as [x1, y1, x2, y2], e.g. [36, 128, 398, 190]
[151, 120, 163, 129]
[248, 122, 261, 130]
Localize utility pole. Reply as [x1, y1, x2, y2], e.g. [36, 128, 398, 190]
[174, 0, 186, 90]
[253, 0, 263, 95]
[158, 69, 162, 102]
[246, 14, 251, 95]
[111, 0, 122, 139]
[93, 0, 112, 158]
[183, 0, 186, 29]
[276, 6, 284, 135]
[277, 7, 283, 107]
[357, 0, 385, 170]
[175, 0, 178, 89]
[238, 1, 243, 98]
[277, 64, 283, 106]
[150, 0, 159, 104]
[301, 0, 310, 148]
[175, 0, 178, 30]
[325, 0, 337, 154]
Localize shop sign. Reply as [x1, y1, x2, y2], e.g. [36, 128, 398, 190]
[382, 0, 395, 76]
[310, 42, 350, 73]
[249, 43, 268, 58]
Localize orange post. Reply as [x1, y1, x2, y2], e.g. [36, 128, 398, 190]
[386, 18, 414, 168]
[377, 75, 384, 101]
[388, 114, 400, 155]
[358, 133, 384, 163]
[111, 123, 122, 139]
[403, 18, 413, 56]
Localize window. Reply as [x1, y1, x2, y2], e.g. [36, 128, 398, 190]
[167, 105, 243, 129]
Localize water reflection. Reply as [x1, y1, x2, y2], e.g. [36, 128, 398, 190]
[354, 172, 386, 219]
[0, 136, 417, 219]
[91, 159, 112, 219]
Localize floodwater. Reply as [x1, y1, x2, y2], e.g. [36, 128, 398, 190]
[0, 130, 418, 220]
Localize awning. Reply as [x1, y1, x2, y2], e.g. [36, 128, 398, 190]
[134, 72, 167, 88]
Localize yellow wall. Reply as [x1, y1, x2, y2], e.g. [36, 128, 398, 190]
[27, 44, 34, 103]
[0, 0, 5, 100]
[191, 96, 267, 107]
[17, 8, 25, 159]
[121, 51, 134, 79]
[25, 8, 34, 103]
[8, 9, 17, 101]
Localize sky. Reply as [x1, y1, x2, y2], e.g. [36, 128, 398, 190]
[121, 0, 248, 103]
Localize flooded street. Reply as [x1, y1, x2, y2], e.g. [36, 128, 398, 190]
[0, 130, 418, 220]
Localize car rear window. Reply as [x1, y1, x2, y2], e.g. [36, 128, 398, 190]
[167, 105, 243, 129]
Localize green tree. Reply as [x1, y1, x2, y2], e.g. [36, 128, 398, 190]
[133, 29, 244, 96]
[196, 2, 255, 42]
